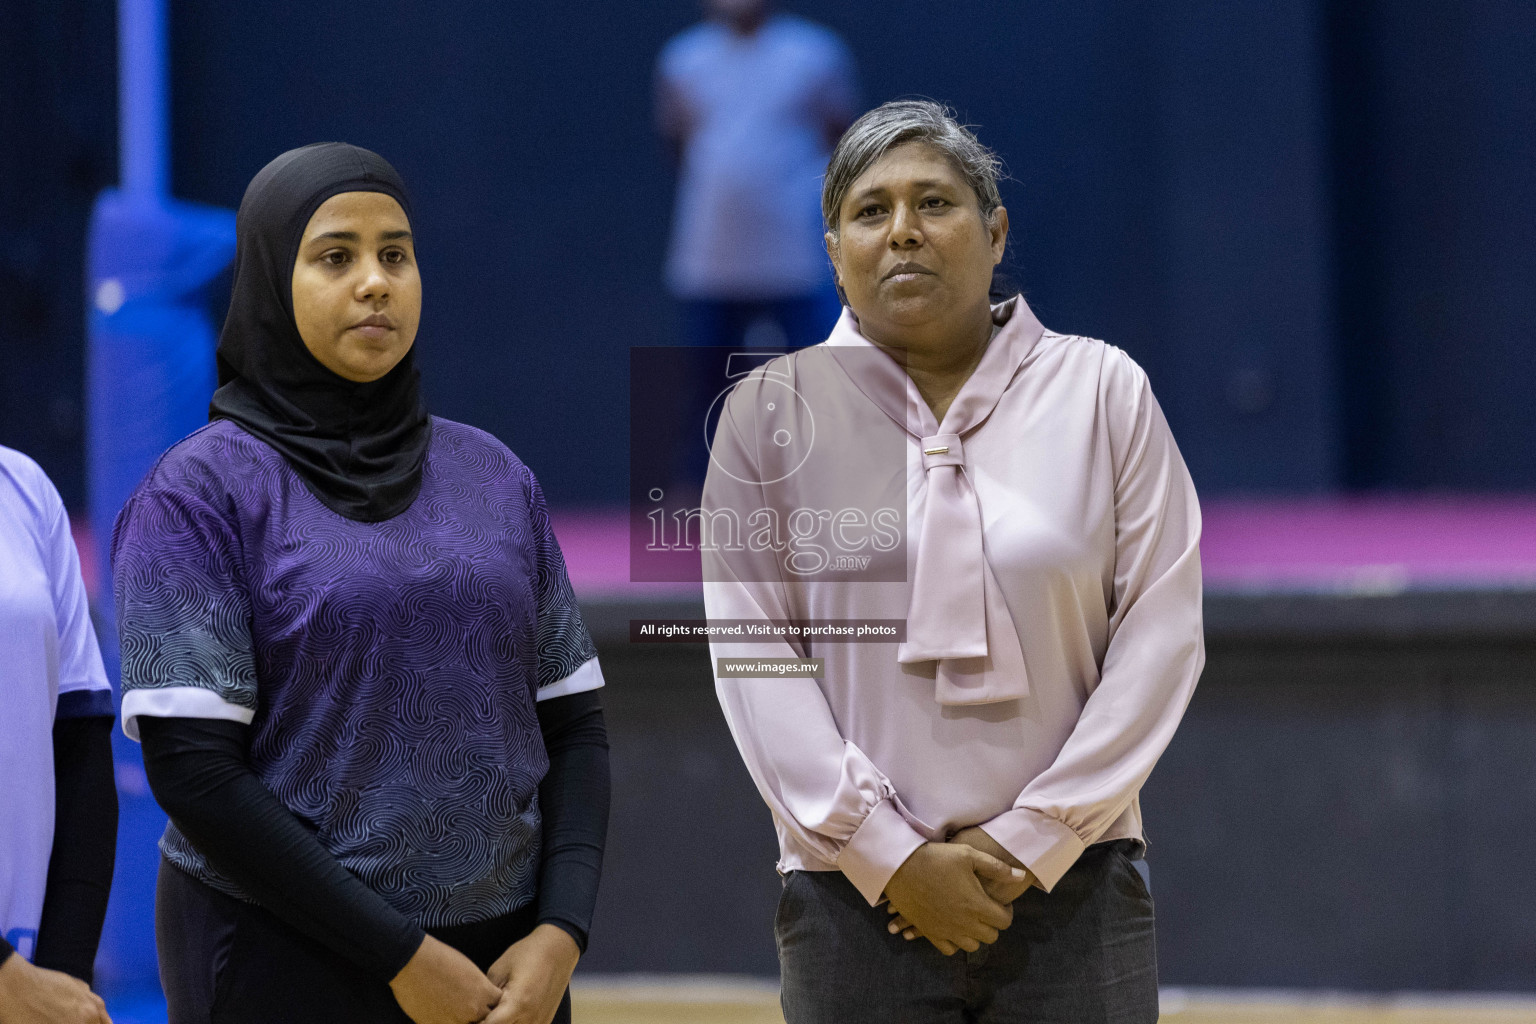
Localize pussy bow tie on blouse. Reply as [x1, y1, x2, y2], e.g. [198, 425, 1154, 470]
[828, 296, 1045, 705]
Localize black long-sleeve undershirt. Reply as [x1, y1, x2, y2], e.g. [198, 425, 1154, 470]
[34, 713, 119, 984]
[533, 689, 610, 952]
[137, 689, 610, 980]
[138, 716, 427, 980]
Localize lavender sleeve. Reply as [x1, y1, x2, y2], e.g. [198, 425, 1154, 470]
[526, 469, 601, 699]
[112, 484, 259, 738]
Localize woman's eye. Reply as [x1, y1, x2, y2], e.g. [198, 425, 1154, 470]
[323, 250, 350, 266]
[857, 205, 883, 219]
[382, 249, 407, 265]
[922, 197, 948, 209]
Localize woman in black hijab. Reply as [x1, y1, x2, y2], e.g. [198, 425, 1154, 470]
[112, 143, 609, 1024]
[206, 142, 431, 520]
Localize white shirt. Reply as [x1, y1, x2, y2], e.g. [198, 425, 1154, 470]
[657, 14, 857, 299]
[0, 446, 111, 959]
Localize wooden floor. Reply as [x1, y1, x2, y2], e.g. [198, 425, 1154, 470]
[569, 979, 1536, 1024]
[100, 979, 1536, 1023]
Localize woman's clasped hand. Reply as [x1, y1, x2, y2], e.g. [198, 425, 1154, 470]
[0, 953, 112, 1024]
[881, 828, 1034, 956]
[389, 926, 579, 1024]
[484, 925, 582, 1024]
[388, 937, 500, 1024]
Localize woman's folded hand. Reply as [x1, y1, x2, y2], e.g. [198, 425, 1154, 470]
[950, 826, 1034, 904]
[485, 924, 579, 1024]
[388, 934, 502, 1024]
[887, 828, 1036, 947]
[881, 842, 1020, 955]
[0, 953, 111, 1024]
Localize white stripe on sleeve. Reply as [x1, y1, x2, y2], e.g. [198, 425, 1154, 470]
[121, 686, 256, 741]
[536, 657, 605, 702]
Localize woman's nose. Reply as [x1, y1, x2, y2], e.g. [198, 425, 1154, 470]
[888, 203, 922, 247]
[357, 260, 390, 299]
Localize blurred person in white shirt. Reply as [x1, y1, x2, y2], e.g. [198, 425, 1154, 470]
[656, 0, 858, 351]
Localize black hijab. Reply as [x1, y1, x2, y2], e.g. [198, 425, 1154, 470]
[209, 142, 431, 522]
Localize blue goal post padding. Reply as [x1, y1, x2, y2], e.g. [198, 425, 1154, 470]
[86, 189, 235, 557]
[85, 187, 234, 990]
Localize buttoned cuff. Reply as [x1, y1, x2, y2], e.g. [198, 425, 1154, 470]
[836, 799, 928, 906]
[978, 809, 1086, 892]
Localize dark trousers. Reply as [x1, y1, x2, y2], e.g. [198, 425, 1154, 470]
[156, 857, 572, 1024]
[776, 841, 1158, 1024]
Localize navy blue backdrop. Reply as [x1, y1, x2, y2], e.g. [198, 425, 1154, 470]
[2, 0, 1534, 506]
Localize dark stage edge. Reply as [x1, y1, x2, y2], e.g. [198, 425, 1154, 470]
[590, 587, 1536, 646]
[577, 587, 1536, 991]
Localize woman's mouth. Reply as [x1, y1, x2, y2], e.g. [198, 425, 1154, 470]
[884, 262, 934, 284]
[350, 314, 395, 340]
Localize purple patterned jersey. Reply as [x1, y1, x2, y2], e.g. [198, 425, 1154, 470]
[112, 418, 600, 927]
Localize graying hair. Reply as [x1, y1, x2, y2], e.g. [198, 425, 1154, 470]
[822, 100, 1003, 234]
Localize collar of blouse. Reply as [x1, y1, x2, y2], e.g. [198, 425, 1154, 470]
[825, 295, 1045, 706]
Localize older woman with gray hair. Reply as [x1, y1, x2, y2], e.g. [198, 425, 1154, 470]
[703, 99, 1204, 1023]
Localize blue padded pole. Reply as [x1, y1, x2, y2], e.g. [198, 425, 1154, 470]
[118, 0, 168, 200]
[88, 0, 237, 991]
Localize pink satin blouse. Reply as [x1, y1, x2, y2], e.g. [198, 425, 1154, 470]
[702, 296, 1205, 904]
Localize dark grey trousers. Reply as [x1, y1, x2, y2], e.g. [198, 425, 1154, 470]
[776, 840, 1158, 1024]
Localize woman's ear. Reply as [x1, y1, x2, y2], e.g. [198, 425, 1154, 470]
[989, 206, 1010, 264]
[823, 230, 841, 284]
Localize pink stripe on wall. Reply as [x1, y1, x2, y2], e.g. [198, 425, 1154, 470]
[1199, 496, 1536, 591]
[72, 496, 1536, 604]
[549, 498, 1536, 598]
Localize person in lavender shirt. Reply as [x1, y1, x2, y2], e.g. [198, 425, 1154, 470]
[703, 102, 1204, 1022]
[0, 447, 116, 1024]
[111, 144, 608, 1024]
